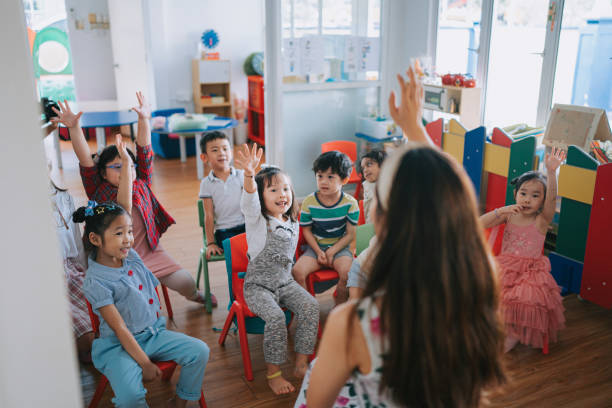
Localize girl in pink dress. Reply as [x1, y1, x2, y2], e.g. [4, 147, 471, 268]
[481, 147, 567, 352]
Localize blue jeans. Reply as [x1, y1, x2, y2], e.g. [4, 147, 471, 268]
[92, 317, 209, 407]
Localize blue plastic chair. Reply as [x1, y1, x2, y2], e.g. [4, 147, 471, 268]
[151, 108, 197, 159]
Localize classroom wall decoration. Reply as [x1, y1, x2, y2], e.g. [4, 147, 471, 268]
[282, 35, 380, 79]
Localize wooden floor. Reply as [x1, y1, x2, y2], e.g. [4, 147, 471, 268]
[47, 138, 612, 407]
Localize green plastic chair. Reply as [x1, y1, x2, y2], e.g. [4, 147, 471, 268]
[196, 199, 225, 313]
[356, 223, 375, 256]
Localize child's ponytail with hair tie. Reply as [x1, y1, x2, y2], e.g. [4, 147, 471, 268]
[510, 177, 519, 186]
[72, 206, 88, 223]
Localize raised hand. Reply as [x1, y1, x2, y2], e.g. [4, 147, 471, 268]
[115, 134, 132, 164]
[544, 146, 566, 172]
[388, 66, 424, 138]
[235, 143, 263, 176]
[132, 91, 151, 120]
[51, 100, 83, 128]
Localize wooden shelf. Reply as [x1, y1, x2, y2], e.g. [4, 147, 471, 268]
[192, 59, 233, 118]
[200, 102, 231, 107]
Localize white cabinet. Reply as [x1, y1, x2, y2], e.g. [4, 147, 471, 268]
[423, 84, 482, 129]
[197, 60, 231, 84]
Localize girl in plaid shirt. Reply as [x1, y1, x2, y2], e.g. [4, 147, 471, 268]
[52, 93, 212, 306]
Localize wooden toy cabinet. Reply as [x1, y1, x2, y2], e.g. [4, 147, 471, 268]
[547, 146, 612, 308]
[426, 116, 612, 309]
[192, 59, 233, 118]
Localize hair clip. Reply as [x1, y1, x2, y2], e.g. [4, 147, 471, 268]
[84, 200, 98, 217]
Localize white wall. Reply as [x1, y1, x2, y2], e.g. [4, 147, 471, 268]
[65, 0, 117, 103]
[0, 1, 81, 407]
[145, 0, 265, 111]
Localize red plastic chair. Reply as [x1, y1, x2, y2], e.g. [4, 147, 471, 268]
[217, 233, 293, 381]
[357, 200, 366, 226]
[85, 289, 207, 408]
[296, 227, 339, 297]
[486, 225, 549, 355]
[321, 141, 362, 198]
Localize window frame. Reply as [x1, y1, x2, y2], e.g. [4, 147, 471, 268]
[433, 0, 567, 127]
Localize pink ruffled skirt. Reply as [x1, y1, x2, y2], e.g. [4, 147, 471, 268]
[497, 254, 565, 349]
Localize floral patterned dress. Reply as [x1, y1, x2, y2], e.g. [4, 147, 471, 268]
[295, 296, 398, 408]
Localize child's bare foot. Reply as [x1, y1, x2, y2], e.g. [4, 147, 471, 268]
[267, 371, 295, 395]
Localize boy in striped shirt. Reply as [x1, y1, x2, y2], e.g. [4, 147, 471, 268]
[293, 151, 359, 303]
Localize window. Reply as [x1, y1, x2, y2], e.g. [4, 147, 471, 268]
[436, 0, 482, 77]
[281, 0, 381, 83]
[552, 0, 612, 114]
[435, 0, 612, 128]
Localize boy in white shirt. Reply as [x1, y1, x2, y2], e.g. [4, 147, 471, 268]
[198, 131, 245, 260]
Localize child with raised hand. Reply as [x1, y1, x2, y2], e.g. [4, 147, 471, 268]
[52, 94, 213, 306]
[235, 144, 319, 396]
[76, 135, 209, 408]
[296, 144, 506, 408]
[480, 147, 566, 353]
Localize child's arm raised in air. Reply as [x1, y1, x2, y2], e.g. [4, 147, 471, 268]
[98, 304, 162, 382]
[540, 147, 565, 226]
[480, 204, 521, 229]
[131, 91, 151, 147]
[388, 66, 433, 146]
[51, 100, 94, 167]
[115, 134, 133, 213]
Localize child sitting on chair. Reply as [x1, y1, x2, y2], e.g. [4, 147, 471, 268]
[78, 136, 209, 408]
[292, 151, 359, 304]
[198, 131, 245, 260]
[236, 144, 319, 395]
[359, 149, 387, 224]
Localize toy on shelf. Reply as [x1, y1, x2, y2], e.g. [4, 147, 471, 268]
[200, 29, 220, 60]
[441, 73, 476, 88]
